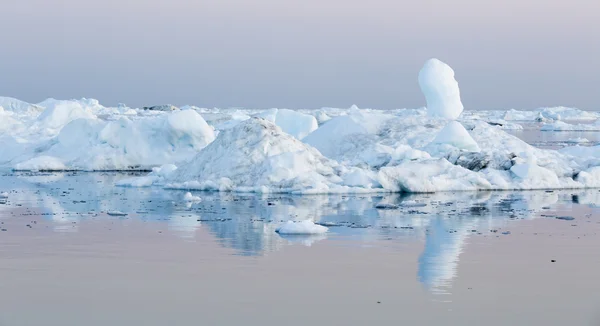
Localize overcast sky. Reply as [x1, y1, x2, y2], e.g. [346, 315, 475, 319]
[1, 0, 599, 109]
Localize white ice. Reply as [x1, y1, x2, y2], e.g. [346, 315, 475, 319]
[3, 59, 600, 193]
[183, 192, 202, 202]
[275, 220, 329, 235]
[419, 58, 464, 120]
[431, 121, 480, 152]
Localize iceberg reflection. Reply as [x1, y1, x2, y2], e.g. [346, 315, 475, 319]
[0, 172, 594, 294]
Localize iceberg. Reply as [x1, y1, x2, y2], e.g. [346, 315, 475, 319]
[541, 120, 600, 131]
[3, 59, 600, 194]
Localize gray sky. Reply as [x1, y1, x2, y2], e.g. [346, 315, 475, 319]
[1, 0, 599, 109]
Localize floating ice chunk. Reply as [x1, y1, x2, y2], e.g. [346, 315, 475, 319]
[419, 58, 464, 120]
[400, 200, 428, 208]
[431, 121, 480, 152]
[0, 192, 8, 198]
[183, 192, 202, 202]
[566, 137, 590, 144]
[500, 108, 598, 122]
[115, 164, 178, 187]
[541, 121, 600, 132]
[275, 220, 328, 235]
[14, 156, 66, 171]
[115, 176, 157, 187]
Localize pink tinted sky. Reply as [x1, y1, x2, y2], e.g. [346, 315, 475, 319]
[1, 0, 599, 109]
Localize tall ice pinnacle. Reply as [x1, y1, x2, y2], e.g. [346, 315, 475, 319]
[419, 58, 464, 120]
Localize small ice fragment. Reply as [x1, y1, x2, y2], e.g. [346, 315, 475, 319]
[183, 192, 201, 202]
[400, 200, 428, 208]
[566, 137, 590, 144]
[275, 220, 328, 235]
[0, 192, 8, 198]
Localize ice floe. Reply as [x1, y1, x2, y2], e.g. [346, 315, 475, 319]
[3, 58, 600, 193]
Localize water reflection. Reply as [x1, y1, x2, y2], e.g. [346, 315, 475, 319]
[0, 172, 596, 295]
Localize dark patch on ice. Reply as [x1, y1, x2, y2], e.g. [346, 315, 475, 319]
[316, 222, 343, 227]
[375, 203, 399, 210]
[453, 152, 490, 172]
[142, 104, 178, 111]
[469, 205, 489, 215]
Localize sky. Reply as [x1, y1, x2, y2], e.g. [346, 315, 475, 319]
[1, 0, 599, 110]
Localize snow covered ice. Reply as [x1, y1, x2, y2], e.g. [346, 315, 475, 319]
[3, 59, 600, 193]
[164, 117, 350, 193]
[431, 121, 480, 152]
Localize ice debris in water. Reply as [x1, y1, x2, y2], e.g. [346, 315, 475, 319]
[107, 211, 128, 216]
[400, 200, 428, 208]
[183, 192, 202, 202]
[419, 58, 464, 120]
[375, 203, 400, 210]
[275, 220, 329, 235]
[0, 192, 8, 198]
[565, 138, 590, 144]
